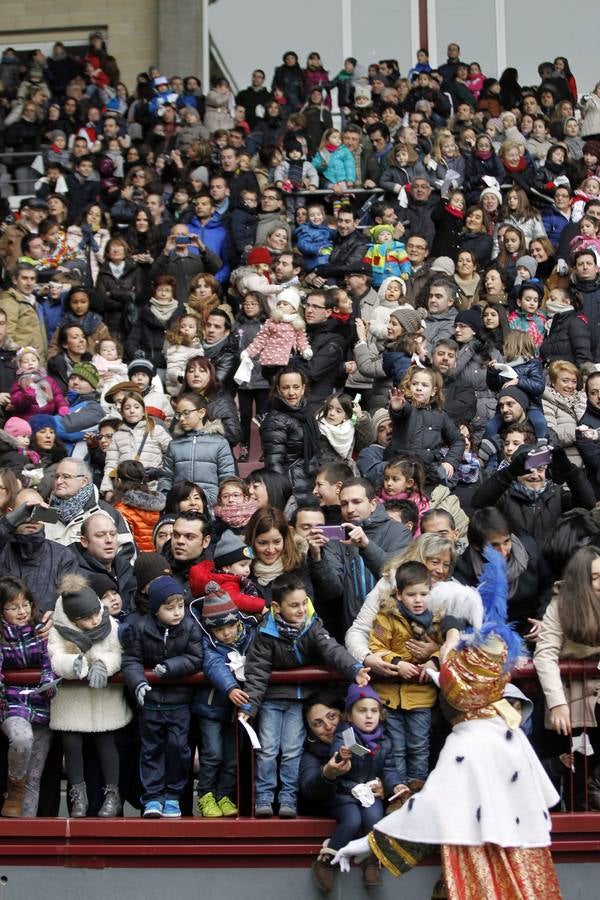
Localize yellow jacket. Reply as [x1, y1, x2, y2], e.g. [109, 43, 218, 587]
[369, 605, 441, 711]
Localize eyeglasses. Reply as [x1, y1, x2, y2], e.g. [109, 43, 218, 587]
[305, 303, 326, 311]
[175, 409, 198, 420]
[55, 473, 85, 482]
[4, 600, 32, 614]
[220, 491, 244, 501]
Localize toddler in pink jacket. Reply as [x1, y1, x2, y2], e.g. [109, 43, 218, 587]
[242, 288, 312, 378]
[9, 346, 69, 419]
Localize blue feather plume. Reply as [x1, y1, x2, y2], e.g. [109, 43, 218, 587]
[470, 544, 525, 671]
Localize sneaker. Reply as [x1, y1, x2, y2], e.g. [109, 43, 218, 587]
[217, 796, 238, 817]
[162, 799, 181, 818]
[238, 444, 249, 463]
[143, 800, 163, 818]
[278, 804, 297, 819]
[196, 792, 223, 818]
[254, 802, 274, 818]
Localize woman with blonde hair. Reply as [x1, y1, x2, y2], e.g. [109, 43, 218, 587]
[542, 359, 587, 466]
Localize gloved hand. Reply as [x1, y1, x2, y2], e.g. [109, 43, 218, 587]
[135, 683, 152, 707]
[551, 445, 574, 483]
[331, 836, 372, 872]
[302, 347, 313, 360]
[556, 259, 569, 276]
[478, 436, 502, 464]
[508, 444, 534, 477]
[5, 502, 35, 529]
[88, 659, 108, 689]
[153, 663, 168, 678]
[72, 653, 85, 680]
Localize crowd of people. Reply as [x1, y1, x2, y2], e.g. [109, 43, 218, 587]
[0, 29, 599, 896]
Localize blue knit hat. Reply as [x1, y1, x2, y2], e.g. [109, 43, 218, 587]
[147, 575, 185, 613]
[29, 414, 56, 435]
[345, 683, 383, 711]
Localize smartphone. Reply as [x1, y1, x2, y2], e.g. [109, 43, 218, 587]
[524, 447, 553, 470]
[28, 505, 60, 524]
[175, 235, 191, 245]
[316, 525, 348, 541]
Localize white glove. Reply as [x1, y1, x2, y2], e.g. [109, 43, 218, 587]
[556, 259, 569, 276]
[554, 175, 570, 187]
[302, 347, 313, 360]
[135, 683, 152, 706]
[331, 836, 372, 873]
[426, 157, 438, 172]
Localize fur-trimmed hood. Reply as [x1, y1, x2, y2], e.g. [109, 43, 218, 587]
[118, 489, 166, 512]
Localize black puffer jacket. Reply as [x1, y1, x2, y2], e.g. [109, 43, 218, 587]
[202, 333, 239, 391]
[291, 318, 346, 407]
[260, 395, 318, 493]
[208, 390, 242, 446]
[570, 276, 600, 360]
[576, 402, 600, 499]
[95, 260, 142, 343]
[388, 401, 465, 483]
[0, 523, 80, 613]
[541, 309, 592, 367]
[121, 611, 203, 705]
[125, 302, 185, 368]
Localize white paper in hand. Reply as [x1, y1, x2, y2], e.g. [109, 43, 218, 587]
[342, 726, 370, 757]
[572, 733, 594, 756]
[239, 716, 261, 750]
[18, 677, 62, 696]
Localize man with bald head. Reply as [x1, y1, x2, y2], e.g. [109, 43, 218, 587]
[68, 511, 137, 612]
[0, 488, 80, 613]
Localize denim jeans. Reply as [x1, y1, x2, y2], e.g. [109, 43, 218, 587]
[328, 798, 385, 851]
[484, 406, 547, 440]
[196, 717, 237, 800]
[255, 699, 305, 808]
[385, 707, 432, 784]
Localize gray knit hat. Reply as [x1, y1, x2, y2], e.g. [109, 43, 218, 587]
[371, 408, 391, 432]
[516, 255, 537, 279]
[62, 584, 101, 621]
[429, 256, 455, 277]
[214, 530, 254, 569]
[389, 307, 424, 334]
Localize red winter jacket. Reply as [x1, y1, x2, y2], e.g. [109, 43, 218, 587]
[189, 559, 266, 615]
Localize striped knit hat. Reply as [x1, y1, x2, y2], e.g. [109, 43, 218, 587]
[201, 581, 239, 629]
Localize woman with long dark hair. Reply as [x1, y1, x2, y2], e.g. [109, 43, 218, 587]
[179, 356, 241, 447]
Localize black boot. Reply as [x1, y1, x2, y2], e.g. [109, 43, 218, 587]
[98, 785, 122, 817]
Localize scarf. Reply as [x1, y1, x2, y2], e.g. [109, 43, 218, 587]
[545, 157, 565, 175]
[53, 606, 111, 653]
[318, 416, 355, 459]
[324, 143, 339, 153]
[332, 310, 351, 324]
[150, 297, 179, 323]
[446, 203, 465, 219]
[351, 723, 383, 753]
[109, 261, 125, 279]
[549, 385, 580, 412]
[455, 273, 480, 296]
[467, 535, 528, 600]
[511, 479, 551, 502]
[50, 481, 95, 524]
[545, 299, 574, 316]
[503, 156, 527, 173]
[213, 498, 259, 528]
[12, 530, 46, 560]
[475, 148, 493, 160]
[397, 600, 433, 632]
[253, 556, 285, 586]
[273, 610, 307, 639]
[273, 395, 321, 473]
[287, 158, 304, 187]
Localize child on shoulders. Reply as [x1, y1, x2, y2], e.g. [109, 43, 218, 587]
[190, 529, 266, 616]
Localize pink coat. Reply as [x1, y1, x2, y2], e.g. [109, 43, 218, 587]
[245, 318, 311, 367]
[10, 374, 68, 419]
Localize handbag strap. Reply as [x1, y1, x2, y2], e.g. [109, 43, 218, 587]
[134, 427, 150, 461]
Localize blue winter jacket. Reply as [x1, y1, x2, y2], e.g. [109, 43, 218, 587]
[312, 145, 356, 186]
[541, 205, 571, 249]
[486, 358, 545, 403]
[188, 212, 230, 284]
[294, 222, 335, 271]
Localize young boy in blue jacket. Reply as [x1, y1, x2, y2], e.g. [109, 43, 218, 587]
[240, 573, 370, 819]
[190, 581, 257, 818]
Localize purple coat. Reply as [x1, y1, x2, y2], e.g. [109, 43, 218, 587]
[0, 622, 55, 724]
[9, 374, 68, 419]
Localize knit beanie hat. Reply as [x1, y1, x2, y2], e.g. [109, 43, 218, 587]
[151, 516, 176, 547]
[127, 358, 155, 379]
[429, 256, 455, 276]
[29, 413, 56, 435]
[133, 552, 172, 590]
[87, 571, 117, 599]
[285, 137, 303, 156]
[72, 361, 99, 389]
[276, 286, 301, 312]
[214, 530, 255, 569]
[147, 575, 185, 613]
[247, 247, 273, 266]
[4, 417, 32, 438]
[370, 224, 395, 242]
[516, 255, 537, 279]
[498, 385, 530, 411]
[518, 278, 545, 301]
[51, 129, 67, 143]
[354, 83, 372, 103]
[389, 307, 424, 335]
[371, 408, 391, 433]
[62, 582, 101, 621]
[454, 308, 484, 338]
[583, 140, 600, 160]
[345, 683, 382, 711]
[200, 581, 240, 628]
[479, 185, 503, 205]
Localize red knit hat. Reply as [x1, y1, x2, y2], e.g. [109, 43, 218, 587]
[247, 247, 273, 266]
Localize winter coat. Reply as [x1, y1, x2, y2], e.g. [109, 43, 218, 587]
[188, 213, 230, 284]
[274, 158, 319, 190]
[570, 275, 600, 360]
[362, 241, 411, 289]
[245, 317, 310, 367]
[121, 610, 203, 706]
[101, 420, 171, 493]
[457, 230, 493, 267]
[260, 395, 318, 493]
[44, 485, 135, 553]
[113, 490, 166, 552]
[311, 145, 356, 186]
[201, 333, 239, 390]
[189, 614, 257, 721]
[207, 390, 242, 446]
[314, 229, 369, 279]
[157, 419, 236, 505]
[576, 401, 600, 498]
[48, 598, 133, 733]
[330, 724, 396, 802]
[124, 303, 185, 368]
[389, 402, 466, 481]
[369, 606, 441, 711]
[486, 358, 545, 402]
[471, 465, 595, 546]
[534, 597, 600, 729]
[0, 523, 80, 613]
[381, 350, 415, 386]
[454, 340, 501, 432]
[541, 309, 592, 367]
[426, 154, 466, 191]
[95, 260, 141, 342]
[353, 339, 392, 413]
[294, 222, 335, 271]
[0, 289, 47, 362]
[541, 387, 587, 466]
[299, 735, 340, 809]
[403, 196, 438, 246]
[541, 205, 571, 248]
[227, 205, 258, 269]
[9, 374, 68, 419]
[309, 504, 412, 631]
[443, 373, 478, 426]
[272, 63, 305, 111]
[51, 391, 105, 453]
[379, 160, 428, 194]
[189, 559, 265, 616]
[424, 309, 458, 350]
[164, 341, 204, 397]
[0, 621, 55, 725]
[290, 318, 346, 406]
[581, 92, 600, 138]
[243, 604, 361, 716]
[231, 316, 269, 391]
[463, 153, 505, 202]
[430, 201, 465, 260]
[150, 250, 222, 305]
[47, 351, 92, 396]
[203, 89, 234, 132]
